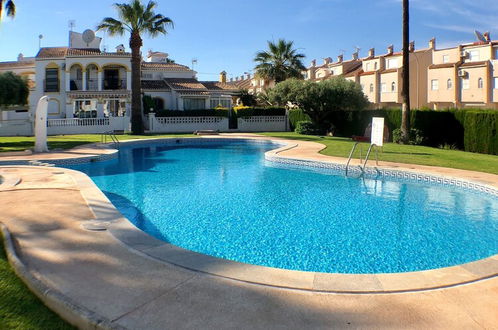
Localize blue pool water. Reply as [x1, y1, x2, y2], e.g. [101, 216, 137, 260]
[69, 141, 498, 274]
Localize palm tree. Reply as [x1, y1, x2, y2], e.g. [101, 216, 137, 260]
[254, 39, 306, 84]
[400, 0, 410, 143]
[97, 0, 173, 134]
[0, 0, 15, 20]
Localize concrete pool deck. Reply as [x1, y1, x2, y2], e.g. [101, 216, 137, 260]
[0, 134, 497, 329]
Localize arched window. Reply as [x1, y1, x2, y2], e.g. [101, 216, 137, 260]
[478, 78, 484, 89]
[369, 84, 374, 93]
[391, 82, 396, 92]
[447, 79, 453, 89]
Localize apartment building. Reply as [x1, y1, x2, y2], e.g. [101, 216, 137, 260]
[307, 41, 434, 109]
[428, 36, 498, 109]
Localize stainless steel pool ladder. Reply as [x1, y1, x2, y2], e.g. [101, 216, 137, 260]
[345, 142, 363, 176]
[101, 131, 120, 149]
[362, 144, 379, 171]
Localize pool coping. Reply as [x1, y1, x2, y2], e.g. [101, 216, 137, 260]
[1, 135, 497, 293]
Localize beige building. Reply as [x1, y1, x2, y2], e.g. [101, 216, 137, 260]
[307, 41, 434, 109]
[428, 36, 498, 109]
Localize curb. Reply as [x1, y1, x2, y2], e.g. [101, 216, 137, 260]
[0, 222, 125, 330]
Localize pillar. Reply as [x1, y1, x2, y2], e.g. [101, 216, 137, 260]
[126, 71, 132, 90]
[82, 71, 87, 91]
[65, 71, 71, 91]
[97, 71, 103, 91]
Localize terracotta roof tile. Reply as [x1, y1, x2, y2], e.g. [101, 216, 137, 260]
[229, 78, 252, 90]
[36, 47, 68, 58]
[0, 60, 35, 69]
[142, 62, 191, 71]
[164, 78, 208, 91]
[178, 91, 210, 96]
[141, 80, 170, 90]
[201, 81, 238, 92]
[359, 71, 376, 76]
[381, 68, 398, 74]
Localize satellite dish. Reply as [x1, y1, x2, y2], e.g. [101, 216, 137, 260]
[474, 30, 487, 43]
[82, 29, 96, 45]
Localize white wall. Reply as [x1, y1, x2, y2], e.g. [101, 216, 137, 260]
[0, 119, 33, 136]
[148, 115, 228, 133]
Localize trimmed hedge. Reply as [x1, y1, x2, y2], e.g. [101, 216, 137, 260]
[290, 108, 498, 155]
[155, 107, 286, 119]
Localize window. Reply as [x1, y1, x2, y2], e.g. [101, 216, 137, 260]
[391, 82, 396, 92]
[494, 77, 498, 89]
[74, 99, 97, 117]
[184, 98, 206, 110]
[442, 55, 449, 63]
[374, 62, 378, 70]
[210, 98, 231, 109]
[478, 78, 484, 89]
[104, 99, 126, 117]
[387, 58, 399, 69]
[369, 84, 374, 93]
[365, 63, 370, 71]
[469, 50, 480, 61]
[447, 79, 453, 89]
[462, 78, 470, 90]
[142, 73, 153, 79]
[431, 79, 439, 91]
[381, 83, 387, 93]
[45, 68, 59, 92]
[330, 70, 334, 75]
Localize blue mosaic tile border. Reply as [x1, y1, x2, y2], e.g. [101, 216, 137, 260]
[266, 155, 498, 197]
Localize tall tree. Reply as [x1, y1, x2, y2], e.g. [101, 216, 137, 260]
[400, 0, 411, 143]
[97, 0, 173, 134]
[254, 39, 306, 84]
[0, 0, 15, 20]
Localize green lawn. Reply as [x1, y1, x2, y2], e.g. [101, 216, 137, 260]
[0, 133, 497, 175]
[0, 134, 193, 153]
[260, 132, 498, 175]
[0, 237, 74, 329]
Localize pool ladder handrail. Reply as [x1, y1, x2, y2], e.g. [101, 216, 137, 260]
[101, 131, 120, 149]
[362, 144, 379, 171]
[345, 142, 363, 176]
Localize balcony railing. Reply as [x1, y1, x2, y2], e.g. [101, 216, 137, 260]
[103, 79, 127, 90]
[86, 79, 99, 91]
[70, 79, 83, 91]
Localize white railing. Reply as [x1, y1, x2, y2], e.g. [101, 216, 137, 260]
[47, 117, 129, 135]
[149, 114, 228, 133]
[237, 116, 288, 132]
[47, 118, 110, 127]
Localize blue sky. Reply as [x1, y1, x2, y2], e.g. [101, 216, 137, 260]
[1, 0, 498, 80]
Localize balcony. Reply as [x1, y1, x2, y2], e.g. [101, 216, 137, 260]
[86, 79, 99, 91]
[103, 79, 127, 90]
[70, 79, 83, 91]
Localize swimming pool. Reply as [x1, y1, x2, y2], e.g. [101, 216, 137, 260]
[69, 140, 498, 274]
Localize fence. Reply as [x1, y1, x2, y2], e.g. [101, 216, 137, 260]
[0, 120, 33, 136]
[47, 116, 130, 135]
[237, 116, 288, 132]
[148, 114, 229, 133]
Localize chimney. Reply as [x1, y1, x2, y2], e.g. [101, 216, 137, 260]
[483, 32, 491, 42]
[17, 53, 24, 62]
[219, 71, 227, 83]
[352, 52, 359, 60]
[323, 57, 332, 65]
[368, 48, 375, 58]
[337, 54, 343, 63]
[409, 41, 415, 52]
[387, 45, 394, 55]
[311, 59, 316, 67]
[229, 78, 233, 82]
[246, 74, 251, 80]
[429, 38, 436, 49]
[235, 77, 239, 81]
[240, 75, 244, 81]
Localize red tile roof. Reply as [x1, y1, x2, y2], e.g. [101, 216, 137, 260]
[141, 62, 191, 71]
[381, 68, 398, 74]
[0, 60, 35, 69]
[141, 80, 170, 90]
[36, 47, 131, 59]
[164, 78, 208, 91]
[201, 81, 239, 92]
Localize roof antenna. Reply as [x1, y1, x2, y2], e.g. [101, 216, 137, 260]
[38, 34, 44, 49]
[68, 20, 76, 47]
[191, 58, 198, 71]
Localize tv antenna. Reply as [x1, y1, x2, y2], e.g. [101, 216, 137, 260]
[354, 46, 361, 53]
[68, 20, 76, 32]
[191, 58, 198, 71]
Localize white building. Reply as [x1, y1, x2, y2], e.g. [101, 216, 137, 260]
[0, 30, 238, 124]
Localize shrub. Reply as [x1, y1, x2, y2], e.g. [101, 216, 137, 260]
[0, 72, 29, 107]
[463, 111, 498, 155]
[295, 121, 320, 135]
[289, 109, 311, 130]
[392, 128, 426, 145]
[234, 106, 286, 118]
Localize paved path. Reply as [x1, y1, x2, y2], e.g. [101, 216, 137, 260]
[0, 138, 497, 329]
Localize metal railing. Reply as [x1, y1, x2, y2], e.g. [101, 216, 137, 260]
[103, 79, 127, 90]
[101, 131, 120, 149]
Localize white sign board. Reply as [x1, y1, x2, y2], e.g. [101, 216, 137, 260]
[371, 117, 385, 147]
